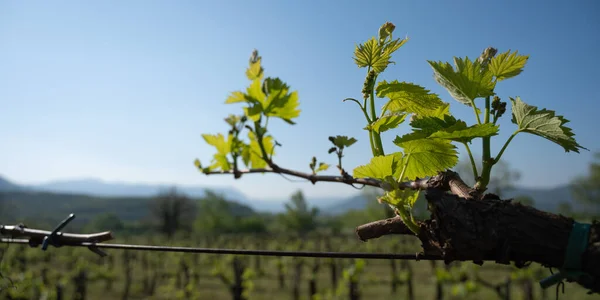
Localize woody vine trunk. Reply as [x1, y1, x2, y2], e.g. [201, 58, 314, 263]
[355, 171, 600, 293]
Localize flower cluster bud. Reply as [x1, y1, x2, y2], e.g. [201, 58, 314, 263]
[491, 95, 507, 119]
[378, 22, 396, 43]
[477, 47, 498, 67]
[362, 69, 376, 100]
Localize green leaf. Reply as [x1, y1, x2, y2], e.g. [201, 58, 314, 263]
[246, 131, 275, 168]
[225, 91, 247, 104]
[377, 81, 447, 116]
[262, 77, 301, 123]
[353, 37, 405, 73]
[428, 57, 495, 106]
[510, 97, 586, 153]
[380, 189, 420, 208]
[246, 78, 266, 105]
[202, 133, 233, 171]
[241, 145, 251, 167]
[329, 135, 357, 149]
[392, 131, 430, 145]
[410, 115, 499, 143]
[316, 162, 329, 173]
[489, 50, 529, 81]
[243, 105, 262, 122]
[394, 138, 458, 179]
[410, 115, 459, 133]
[382, 38, 408, 61]
[353, 152, 404, 180]
[429, 123, 499, 143]
[246, 59, 264, 81]
[202, 133, 231, 155]
[366, 113, 407, 133]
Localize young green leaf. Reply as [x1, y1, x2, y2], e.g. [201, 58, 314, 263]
[365, 113, 407, 133]
[202, 133, 233, 171]
[410, 115, 459, 133]
[246, 78, 266, 105]
[316, 162, 329, 173]
[510, 97, 586, 153]
[262, 77, 301, 124]
[489, 50, 529, 81]
[243, 105, 263, 122]
[380, 188, 420, 209]
[428, 57, 495, 106]
[428, 122, 500, 143]
[394, 138, 458, 179]
[225, 91, 247, 104]
[246, 58, 264, 81]
[353, 37, 406, 74]
[202, 133, 231, 155]
[377, 80, 446, 116]
[353, 152, 404, 180]
[329, 136, 357, 149]
[247, 131, 275, 168]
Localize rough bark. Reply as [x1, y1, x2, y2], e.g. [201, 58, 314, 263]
[355, 171, 600, 294]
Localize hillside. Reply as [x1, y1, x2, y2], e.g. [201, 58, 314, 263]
[0, 175, 584, 218]
[0, 189, 256, 227]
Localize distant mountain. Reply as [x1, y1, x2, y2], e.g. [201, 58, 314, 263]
[0, 176, 22, 192]
[33, 178, 248, 200]
[0, 175, 583, 215]
[500, 185, 577, 212]
[0, 189, 257, 227]
[323, 185, 580, 215]
[322, 194, 371, 215]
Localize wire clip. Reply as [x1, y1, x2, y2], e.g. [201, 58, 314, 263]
[0, 213, 114, 257]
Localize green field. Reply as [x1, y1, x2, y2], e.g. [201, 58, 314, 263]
[0, 234, 595, 300]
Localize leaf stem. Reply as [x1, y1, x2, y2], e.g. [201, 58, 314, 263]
[494, 131, 519, 164]
[398, 153, 411, 182]
[368, 131, 377, 157]
[479, 96, 493, 189]
[343, 98, 371, 123]
[462, 142, 478, 180]
[471, 101, 482, 125]
[369, 76, 384, 156]
[397, 206, 419, 235]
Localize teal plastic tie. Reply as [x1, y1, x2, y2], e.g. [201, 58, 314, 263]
[539, 222, 591, 289]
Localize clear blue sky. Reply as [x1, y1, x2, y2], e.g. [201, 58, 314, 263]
[1, 0, 598, 201]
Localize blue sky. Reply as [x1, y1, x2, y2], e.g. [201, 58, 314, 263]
[0, 0, 598, 201]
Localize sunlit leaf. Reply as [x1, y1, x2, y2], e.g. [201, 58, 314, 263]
[489, 50, 529, 81]
[202, 133, 233, 171]
[429, 123, 499, 143]
[262, 77, 301, 123]
[353, 152, 404, 180]
[316, 162, 329, 173]
[246, 59, 264, 81]
[246, 78, 266, 106]
[353, 37, 406, 73]
[366, 113, 407, 133]
[428, 57, 495, 106]
[511, 97, 586, 153]
[247, 131, 275, 168]
[225, 91, 247, 104]
[378, 80, 446, 116]
[394, 138, 458, 179]
[410, 115, 499, 143]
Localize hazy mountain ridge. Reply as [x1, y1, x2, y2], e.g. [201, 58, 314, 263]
[324, 185, 580, 215]
[0, 175, 580, 215]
